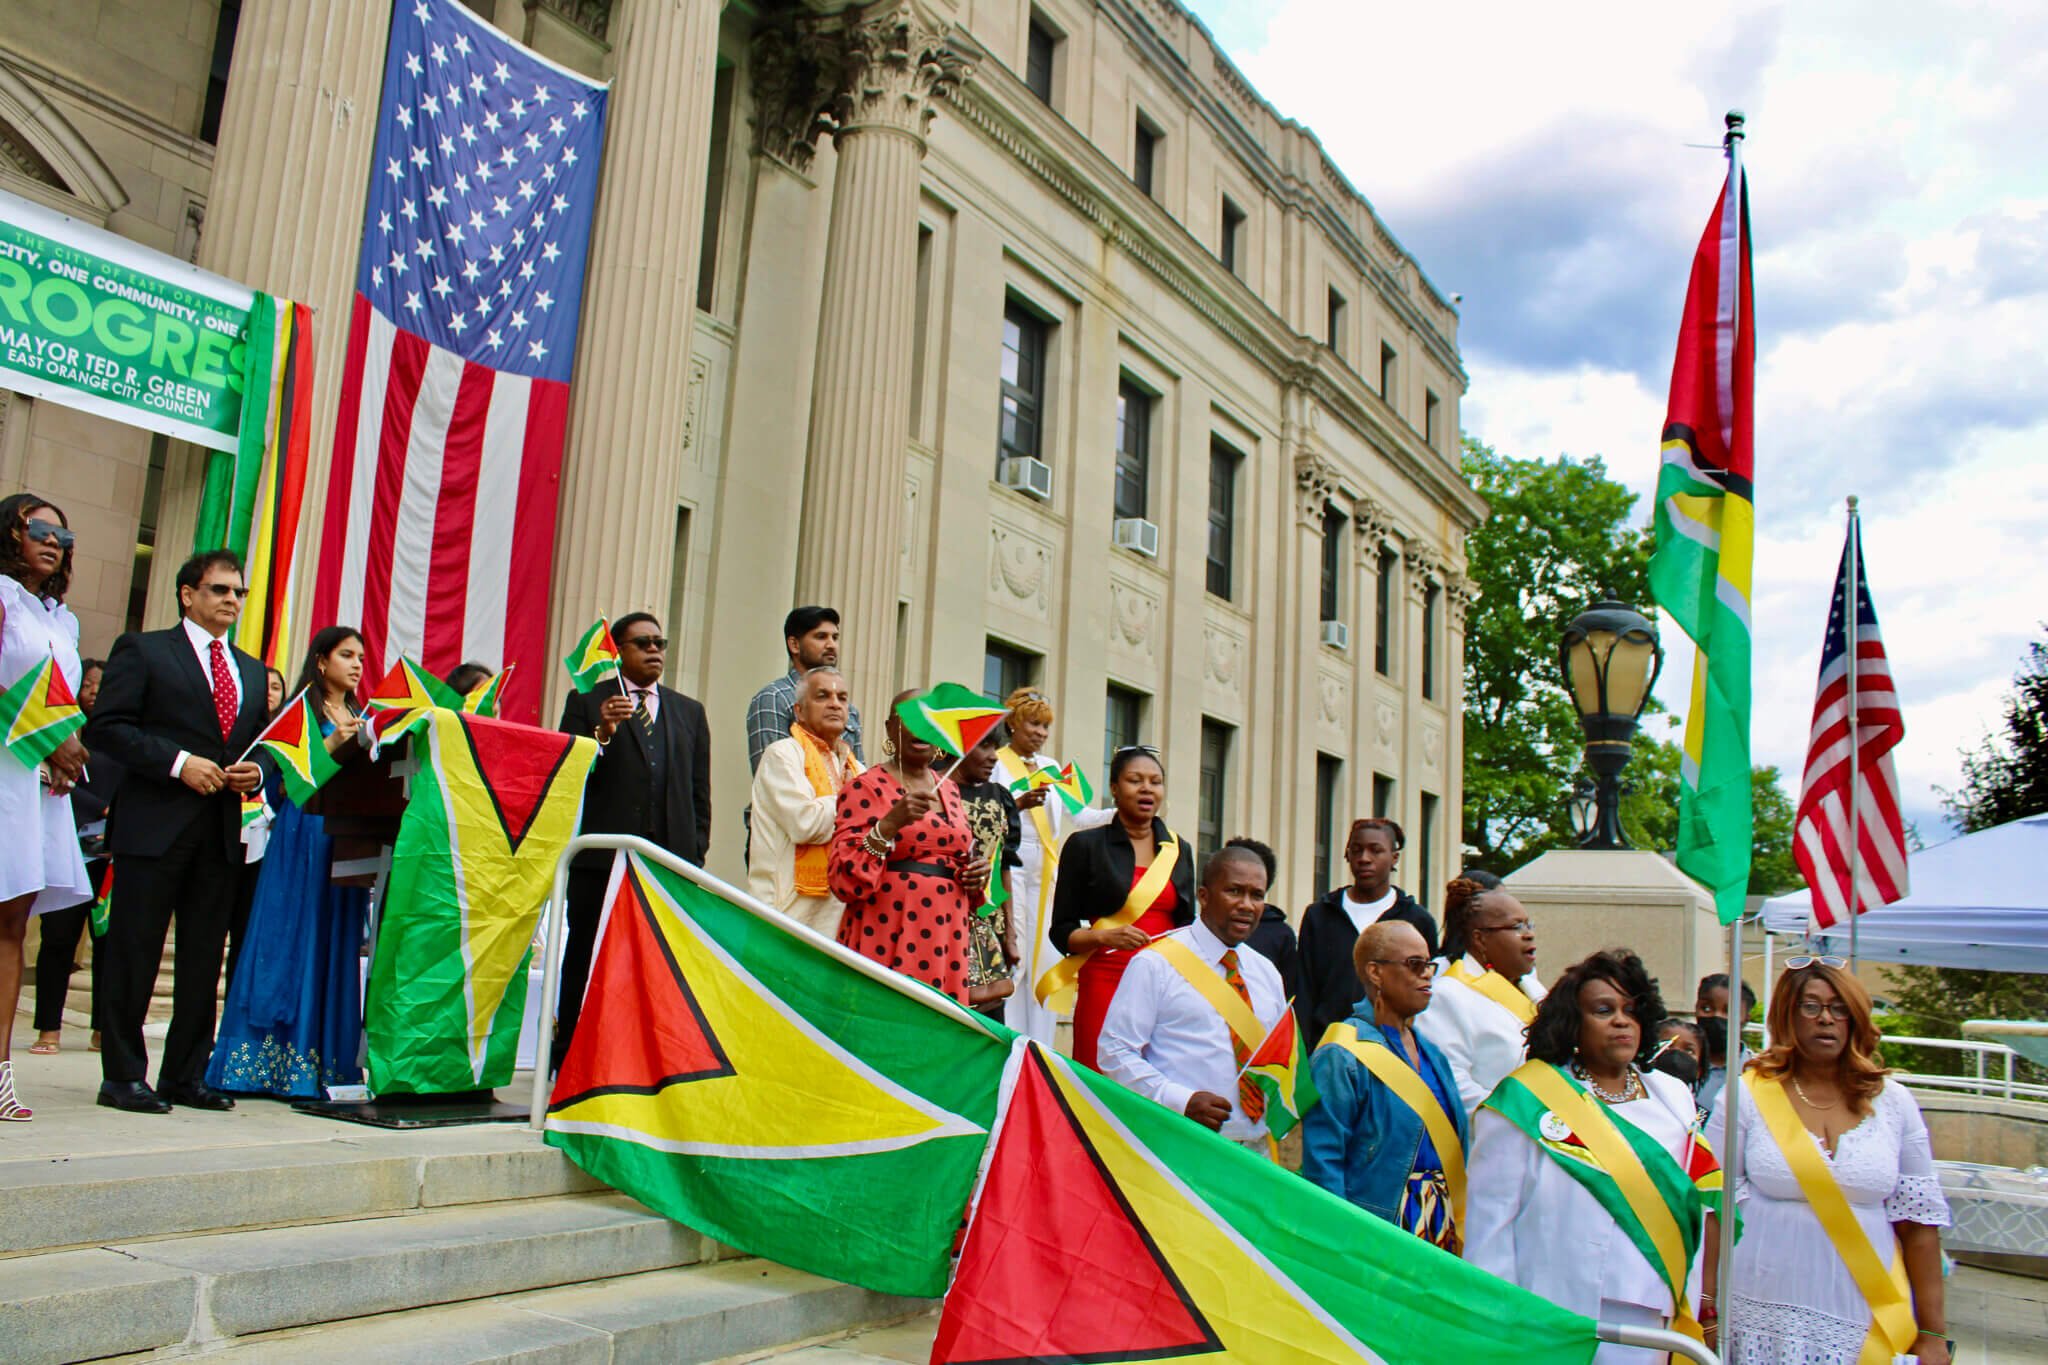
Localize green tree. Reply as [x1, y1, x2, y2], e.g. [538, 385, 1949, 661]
[1748, 764, 1799, 895]
[1459, 438, 1652, 872]
[1609, 722, 1797, 894]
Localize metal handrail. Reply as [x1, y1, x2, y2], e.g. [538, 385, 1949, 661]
[1742, 1022, 2046, 1102]
[1598, 1322, 1719, 1365]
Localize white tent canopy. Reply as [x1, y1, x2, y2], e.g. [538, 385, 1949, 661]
[1760, 814, 2048, 973]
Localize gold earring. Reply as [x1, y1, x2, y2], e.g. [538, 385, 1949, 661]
[883, 738, 897, 758]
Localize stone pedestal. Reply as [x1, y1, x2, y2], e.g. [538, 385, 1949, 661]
[1505, 849, 1724, 1003]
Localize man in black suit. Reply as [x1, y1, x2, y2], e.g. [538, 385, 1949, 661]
[554, 612, 711, 1066]
[85, 550, 268, 1113]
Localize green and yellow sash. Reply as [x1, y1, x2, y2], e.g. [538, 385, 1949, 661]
[999, 747, 1062, 981]
[1485, 1061, 1708, 1343]
[1321, 1023, 1467, 1234]
[1445, 959, 1538, 1025]
[1034, 834, 1179, 1010]
[1748, 1075, 1916, 1364]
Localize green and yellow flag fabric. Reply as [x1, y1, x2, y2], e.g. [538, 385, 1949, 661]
[1648, 132, 1756, 923]
[894, 682, 1008, 758]
[1241, 1007, 1318, 1139]
[561, 618, 619, 693]
[0, 652, 84, 768]
[461, 663, 511, 717]
[1009, 758, 1095, 813]
[247, 689, 341, 805]
[363, 709, 596, 1092]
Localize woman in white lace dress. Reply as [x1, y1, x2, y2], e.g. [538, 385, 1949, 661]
[1708, 959, 1951, 1365]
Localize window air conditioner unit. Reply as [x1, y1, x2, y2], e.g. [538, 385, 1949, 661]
[1321, 620, 1349, 650]
[1112, 517, 1159, 558]
[998, 456, 1053, 500]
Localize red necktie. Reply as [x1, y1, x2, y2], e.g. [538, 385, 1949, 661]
[1220, 949, 1266, 1123]
[209, 639, 236, 741]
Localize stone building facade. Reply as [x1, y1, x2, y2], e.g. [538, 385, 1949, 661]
[0, 0, 1482, 912]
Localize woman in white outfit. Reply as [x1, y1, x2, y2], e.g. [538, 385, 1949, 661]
[1418, 875, 1546, 1113]
[0, 494, 95, 1120]
[993, 688, 1110, 1043]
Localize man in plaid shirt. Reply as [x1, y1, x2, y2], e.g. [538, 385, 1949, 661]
[745, 606, 864, 772]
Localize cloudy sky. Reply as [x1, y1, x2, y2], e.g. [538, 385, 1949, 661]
[1193, 0, 2048, 841]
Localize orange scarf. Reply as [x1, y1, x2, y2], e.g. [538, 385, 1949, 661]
[792, 722, 859, 897]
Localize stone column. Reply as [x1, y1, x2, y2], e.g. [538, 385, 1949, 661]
[790, 3, 970, 722]
[1402, 542, 1442, 883]
[1289, 441, 1339, 895]
[547, 0, 724, 711]
[1445, 571, 1476, 874]
[147, 0, 395, 627]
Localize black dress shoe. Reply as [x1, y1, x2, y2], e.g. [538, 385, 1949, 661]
[160, 1082, 235, 1111]
[98, 1081, 171, 1114]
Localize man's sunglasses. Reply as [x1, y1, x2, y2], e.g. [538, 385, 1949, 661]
[24, 518, 74, 549]
[622, 635, 667, 651]
[197, 583, 251, 600]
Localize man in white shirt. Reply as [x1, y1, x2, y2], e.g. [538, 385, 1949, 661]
[747, 667, 860, 935]
[1098, 846, 1287, 1148]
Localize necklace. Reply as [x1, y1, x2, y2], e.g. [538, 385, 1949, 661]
[1791, 1073, 1839, 1109]
[1573, 1062, 1641, 1104]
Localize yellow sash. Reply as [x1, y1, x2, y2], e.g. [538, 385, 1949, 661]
[998, 747, 1062, 983]
[791, 723, 860, 898]
[1322, 1023, 1467, 1235]
[1150, 936, 1268, 1053]
[1034, 834, 1179, 1009]
[1446, 959, 1537, 1025]
[1515, 1061, 1703, 1344]
[1749, 1075, 1917, 1364]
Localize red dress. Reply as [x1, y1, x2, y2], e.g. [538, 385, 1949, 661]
[829, 766, 977, 1004]
[1070, 868, 1179, 1072]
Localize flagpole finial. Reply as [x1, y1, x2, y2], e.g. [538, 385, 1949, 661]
[1847, 494, 1859, 512]
[1724, 109, 1746, 145]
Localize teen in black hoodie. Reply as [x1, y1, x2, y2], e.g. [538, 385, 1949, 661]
[1295, 818, 1437, 1047]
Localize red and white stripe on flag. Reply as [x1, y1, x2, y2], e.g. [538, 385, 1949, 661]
[1792, 523, 1908, 928]
[311, 295, 565, 724]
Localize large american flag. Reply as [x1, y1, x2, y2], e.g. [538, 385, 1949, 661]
[1793, 519, 1909, 928]
[312, 0, 607, 724]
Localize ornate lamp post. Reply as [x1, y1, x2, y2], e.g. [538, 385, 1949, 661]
[1559, 601, 1664, 850]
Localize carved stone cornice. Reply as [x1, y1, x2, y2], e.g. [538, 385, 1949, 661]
[1445, 573, 1478, 629]
[1352, 496, 1399, 559]
[1404, 544, 1443, 602]
[1294, 451, 1340, 529]
[749, 3, 973, 171]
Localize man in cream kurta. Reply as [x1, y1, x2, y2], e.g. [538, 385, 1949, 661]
[747, 668, 860, 936]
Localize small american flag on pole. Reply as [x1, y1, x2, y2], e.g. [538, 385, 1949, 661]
[1792, 510, 1908, 929]
[312, 0, 608, 724]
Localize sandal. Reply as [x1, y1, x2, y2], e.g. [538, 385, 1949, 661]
[29, 1036, 60, 1055]
[0, 1060, 31, 1121]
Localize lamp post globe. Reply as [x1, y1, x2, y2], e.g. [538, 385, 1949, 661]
[1559, 601, 1664, 850]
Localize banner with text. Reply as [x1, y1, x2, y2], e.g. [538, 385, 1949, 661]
[0, 189, 257, 452]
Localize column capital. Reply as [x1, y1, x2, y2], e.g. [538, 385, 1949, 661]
[751, 2, 973, 170]
[1352, 495, 1399, 559]
[1404, 543, 1443, 601]
[1294, 450, 1340, 529]
[1445, 572, 1478, 628]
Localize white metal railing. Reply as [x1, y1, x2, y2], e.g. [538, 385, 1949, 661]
[1743, 1022, 2048, 1103]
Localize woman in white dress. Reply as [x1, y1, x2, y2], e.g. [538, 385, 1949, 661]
[0, 494, 95, 1120]
[993, 688, 1110, 1043]
[1707, 959, 1952, 1365]
[1466, 949, 1717, 1362]
[1418, 875, 1546, 1113]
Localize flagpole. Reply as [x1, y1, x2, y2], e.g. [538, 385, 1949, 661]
[1713, 108, 1746, 1338]
[1844, 496, 1862, 968]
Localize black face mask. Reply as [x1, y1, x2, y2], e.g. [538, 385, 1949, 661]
[1699, 1015, 1729, 1058]
[1649, 1048, 1701, 1091]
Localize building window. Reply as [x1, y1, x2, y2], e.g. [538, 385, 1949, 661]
[1424, 388, 1441, 448]
[1206, 439, 1239, 599]
[1373, 773, 1394, 819]
[1221, 196, 1246, 274]
[1133, 116, 1161, 198]
[200, 0, 242, 143]
[1320, 505, 1344, 624]
[1314, 754, 1341, 895]
[1114, 379, 1151, 521]
[1374, 546, 1397, 676]
[984, 639, 1039, 703]
[1198, 720, 1233, 867]
[696, 62, 736, 313]
[1380, 342, 1398, 403]
[1103, 684, 1145, 791]
[1422, 582, 1440, 700]
[1025, 14, 1059, 105]
[1000, 300, 1048, 471]
[1326, 287, 1347, 357]
[1418, 792, 1439, 911]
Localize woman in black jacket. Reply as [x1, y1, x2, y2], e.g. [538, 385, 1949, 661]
[1295, 818, 1437, 1049]
[1046, 747, 1195, 1071]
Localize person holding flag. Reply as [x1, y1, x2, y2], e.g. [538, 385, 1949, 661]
[829, 688, 989, 1005]
[0, 493, 94, 1120]
[206, 626, 371, 1099]
[1303, 918, 1469, 1251]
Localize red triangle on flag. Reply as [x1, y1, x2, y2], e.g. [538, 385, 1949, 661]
[931, 1047, 1220, 1365]
[549, 864, 734, 1108]
[39, 658, 77, 709]
[456, 713, 580, 852]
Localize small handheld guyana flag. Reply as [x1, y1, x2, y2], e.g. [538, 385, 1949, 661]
[249, 689, 342, 804]
[461, 663, 512, 717]
[895, 683, 1008, 758]
[0, 652, 85, 768]
[1008, 759, 1095, 813]
[89, 862, 114, 938]
[562, 618, 620, 693]
[1239, 1007, 1319, 1139]
[366, 656, 464, 712]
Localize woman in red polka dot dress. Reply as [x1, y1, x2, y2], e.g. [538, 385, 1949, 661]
[830, 689, 991, 1004]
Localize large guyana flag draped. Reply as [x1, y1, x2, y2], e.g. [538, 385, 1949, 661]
[545, 851, 1602, 1361]
[1648, 120, 1756, 924]
[364, 709, 596, 1092]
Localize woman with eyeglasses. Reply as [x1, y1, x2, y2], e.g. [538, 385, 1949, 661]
[1466, 949, 1720, 1361]
[0, 493, 95, 1120]
[1045, 745, 1195, 1071]
[1706, 959, 1952, 1365]
[1416, 875, 1546, 1114]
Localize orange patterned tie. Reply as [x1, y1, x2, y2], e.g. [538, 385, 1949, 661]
[1220, 949, 1265, 1123]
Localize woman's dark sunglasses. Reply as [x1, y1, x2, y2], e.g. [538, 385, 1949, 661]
[24, 518, 75, 549]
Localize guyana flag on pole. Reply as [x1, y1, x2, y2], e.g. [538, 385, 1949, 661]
[247, 688, 341, 804]
[1239, 1006, 1317, 1140]
[1009, 758, 1095, 814]
[364, 710, 597, 1092]
[461, 663, 512, 717]
[1648, 118, 1756, 924]
[562, 617, 620, 693]
[361, 656, 461, 756]
[0, 652, 85, 768]
[894, 682, 1008, 758]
